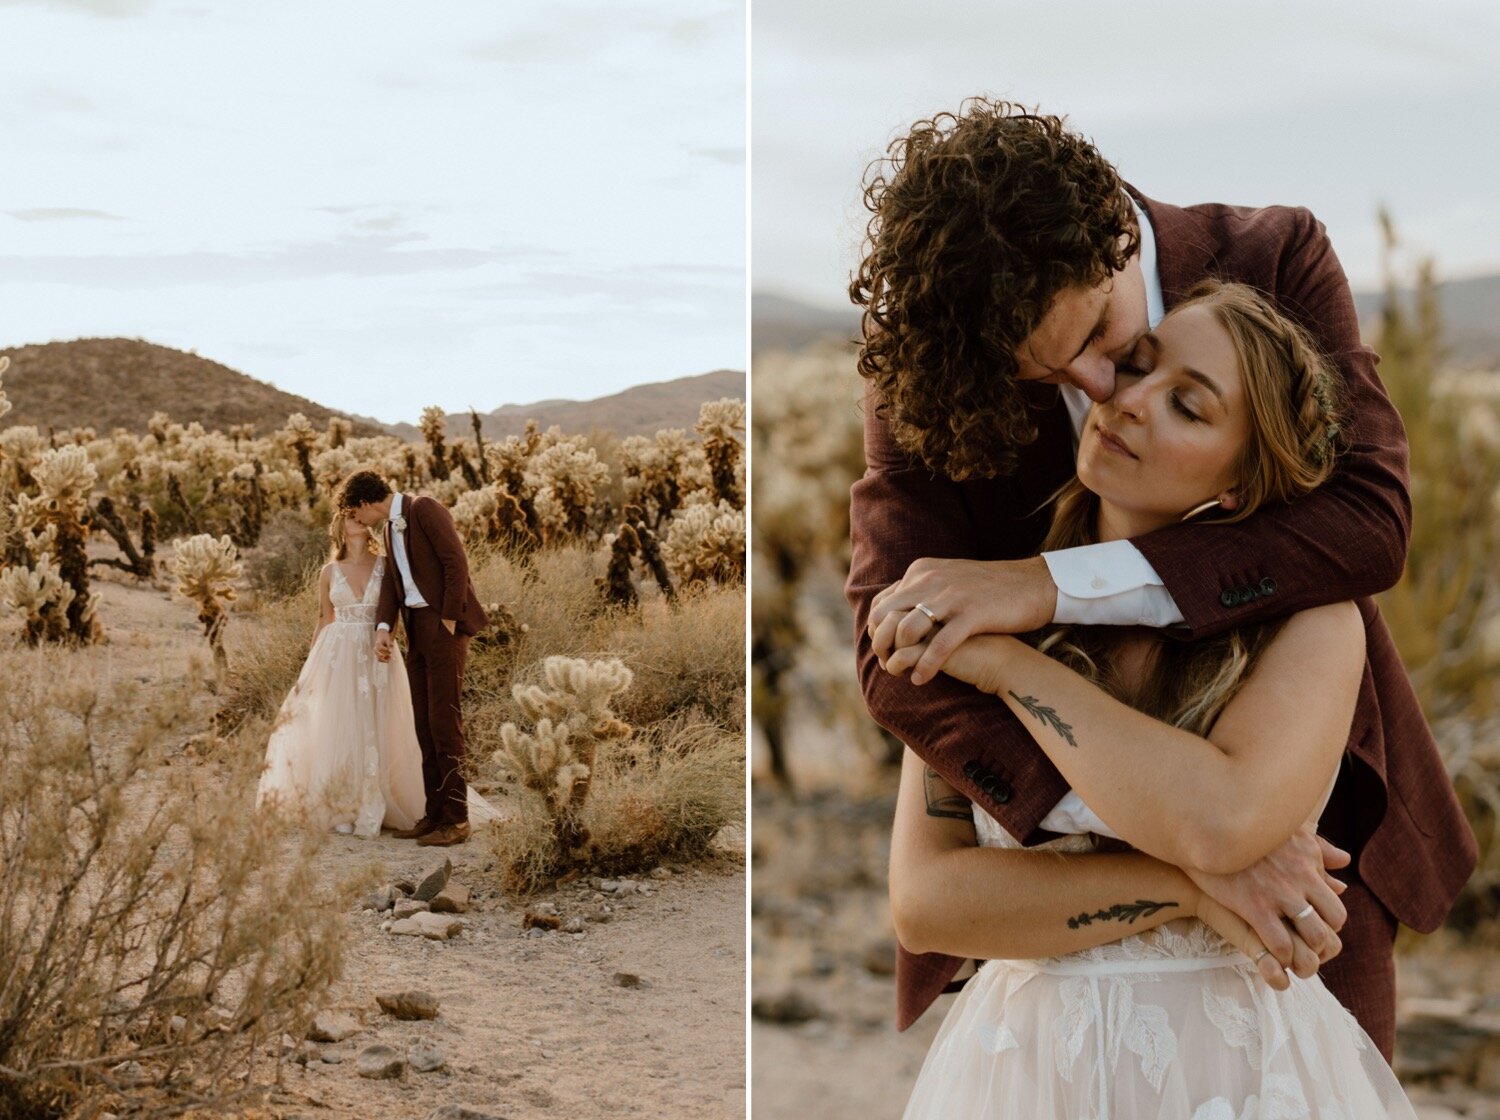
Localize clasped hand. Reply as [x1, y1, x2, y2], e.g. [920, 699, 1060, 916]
[868, 555, 1057, 684]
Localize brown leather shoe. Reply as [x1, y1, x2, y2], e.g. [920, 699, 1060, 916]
[416, 821, 471, 847]
[391, 818, 437, 840]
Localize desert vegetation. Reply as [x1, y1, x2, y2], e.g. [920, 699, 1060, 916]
[0, 363, 746, 1116]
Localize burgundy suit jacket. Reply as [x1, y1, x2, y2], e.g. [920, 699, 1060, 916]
[846, 193, 1478, 1030]
[377, 493, 489, 638]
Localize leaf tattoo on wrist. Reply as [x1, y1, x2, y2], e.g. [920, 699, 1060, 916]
[1008, 690, 1078, 748]
[1067, 899, 1176, 929]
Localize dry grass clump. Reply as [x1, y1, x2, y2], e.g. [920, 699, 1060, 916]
[602, 586, 745, 731]
[0, 653, 348, 1119]
[213, 577, 318, 733]
[487, 713, 743, 894]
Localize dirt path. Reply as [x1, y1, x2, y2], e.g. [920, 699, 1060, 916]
[39, 566, 746, 1120]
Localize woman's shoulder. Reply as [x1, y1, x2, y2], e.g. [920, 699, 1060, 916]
[1268, 601, 1366, 665]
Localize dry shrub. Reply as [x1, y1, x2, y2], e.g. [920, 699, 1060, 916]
[487, 715, 743, 893]
[241, 509, 327, 600]
[0, 653, 348, 1119]
[214, 575, 319, 733]
[603, 585, 744, 731]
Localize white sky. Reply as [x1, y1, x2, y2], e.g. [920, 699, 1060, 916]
[0, 0, 745, 425]
[753, 0, 1500, 310]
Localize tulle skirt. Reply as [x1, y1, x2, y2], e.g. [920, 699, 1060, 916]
[903, 942, 1416, 1119]
[256, 621, 431, 837]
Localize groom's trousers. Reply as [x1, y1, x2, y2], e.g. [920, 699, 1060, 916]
[404, 606, 471, 826]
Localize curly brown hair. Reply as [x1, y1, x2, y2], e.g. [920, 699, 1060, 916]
[335, 469, 389, 511]
[850, 98, 1139, 479]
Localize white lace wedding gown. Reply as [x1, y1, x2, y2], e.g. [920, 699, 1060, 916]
[255, 559, 497, 838]
[902, 807, 1417, 1119]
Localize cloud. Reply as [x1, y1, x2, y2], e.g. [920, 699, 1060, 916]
[7, 208, 124, 222]
[0, 0, 151, 16]
[471, 4, 735, 65]
[688, 145, 745, 165]
[5, 232, 551, 288]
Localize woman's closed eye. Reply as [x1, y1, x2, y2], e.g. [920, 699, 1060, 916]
[1170, 391, 1203, 422]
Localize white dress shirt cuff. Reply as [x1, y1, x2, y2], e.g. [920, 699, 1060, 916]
[1043, 540, 1185, 627]
[1038, 790, 1120, 840]
[377, 622, 391, 632]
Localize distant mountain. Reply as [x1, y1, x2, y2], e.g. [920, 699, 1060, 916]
[752, 292, 858, 355]
[0, 338, 386, 437]
[389, 369, 747, 443]
[757, 276, 1500, 368]
[1351, 273, 1500, 368]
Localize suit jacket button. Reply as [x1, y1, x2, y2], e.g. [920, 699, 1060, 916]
[991, 781, 1013, 804]
[963, 760, 982, 780]
[1220, 589, 1238, 608]
[1259, 577, 1277, 595]
[979, 775, 999, 796]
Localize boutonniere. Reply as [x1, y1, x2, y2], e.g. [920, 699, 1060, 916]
[388, 514, 408, 533]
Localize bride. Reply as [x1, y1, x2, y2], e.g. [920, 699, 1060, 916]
[255, 510, 493, 837]
[881, 283, 1417, 1116]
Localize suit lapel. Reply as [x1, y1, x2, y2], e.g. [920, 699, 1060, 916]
[1130, 188, 1213, 312]
[385, 495, 407, 601]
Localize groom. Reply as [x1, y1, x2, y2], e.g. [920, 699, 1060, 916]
[339, 470, 489, 847]
[846, 99, 1475, 1058]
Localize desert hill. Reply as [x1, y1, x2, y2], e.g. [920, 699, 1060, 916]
[385, 369, 747, 443]
[0, 338, 386, 438]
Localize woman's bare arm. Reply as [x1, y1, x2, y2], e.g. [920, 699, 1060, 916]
[886, 602, 1365, 875]
[889, 749, 1292, 985]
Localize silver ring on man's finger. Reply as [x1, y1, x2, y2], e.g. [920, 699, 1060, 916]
[1290, 904, 1316, 922]
[913, 602, 940, 625]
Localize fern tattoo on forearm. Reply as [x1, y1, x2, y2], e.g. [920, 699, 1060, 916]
[1067, 899, 1176, 930]
[1008, 690, 1078, 748]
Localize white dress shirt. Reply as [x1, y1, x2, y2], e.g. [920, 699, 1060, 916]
[376, 492, 429, 633]
[1035, 200, 1171, 840]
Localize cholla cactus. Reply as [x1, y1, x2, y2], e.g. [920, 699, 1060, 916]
[0, 552, 75, 645]
[172, 534, 242, 669]
[279, 413, 321, 506]
[695, 398, 745, 508]
[10, 445, 102, 644]
[494, 656, 634, 855]
[0, 426, 47, 493]
[312, 446, 358, 496]
[419, 406, 450, 481]
[326, 417, 352, 449]
[663, 499, 745, 589]
[525, 436, 609, 542]
[620, 428, 694, 530]
[597, 523, 641, 608]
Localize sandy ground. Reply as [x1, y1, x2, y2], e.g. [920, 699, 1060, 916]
[31, 560, 746, 1120]
[751, 728, 1500, 1120]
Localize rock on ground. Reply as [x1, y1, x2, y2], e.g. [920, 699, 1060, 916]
[377, 990, 441, 1020]
[307, 1010, 362, 1043]
[356, 1043, 407, 1080]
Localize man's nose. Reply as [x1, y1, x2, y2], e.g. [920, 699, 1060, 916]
[1065, 354, 1116, 404]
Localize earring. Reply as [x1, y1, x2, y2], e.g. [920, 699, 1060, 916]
[1180, 498, 1223, 522]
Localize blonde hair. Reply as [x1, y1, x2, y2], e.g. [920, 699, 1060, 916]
[329, 512, 379, 563]
[1037, 280, 1343, 735]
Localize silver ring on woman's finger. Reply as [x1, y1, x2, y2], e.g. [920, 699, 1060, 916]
[1290, 904, 1316, 922]
[1252, 949, 1272, 966]
[913, 602, 940, 624]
